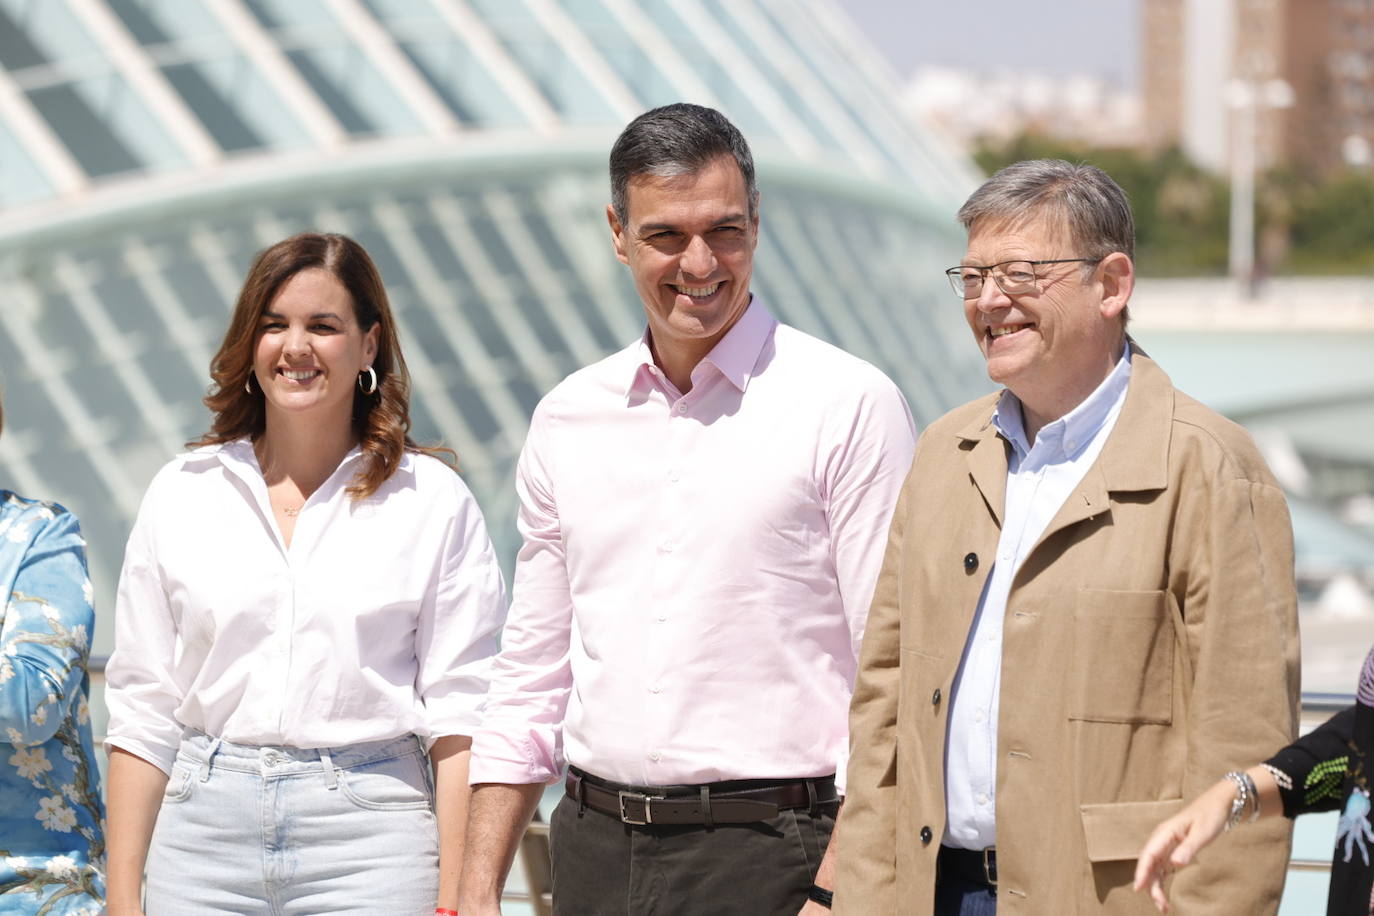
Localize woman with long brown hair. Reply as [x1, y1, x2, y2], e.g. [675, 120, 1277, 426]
[102, 233, 506, 914]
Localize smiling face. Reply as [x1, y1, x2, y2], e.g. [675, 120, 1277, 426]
[251, 267, 378, 430]
[963, 213, 1130, 428]
[608, 154, 759, 375]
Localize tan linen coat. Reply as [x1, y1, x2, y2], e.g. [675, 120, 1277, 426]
[835, 348, 1300, 915]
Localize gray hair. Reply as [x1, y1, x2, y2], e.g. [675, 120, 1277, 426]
[609, 103, 758, 226]
[957, 159, 1135, 262]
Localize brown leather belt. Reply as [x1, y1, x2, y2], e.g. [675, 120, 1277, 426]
[565, 768, 838, 826]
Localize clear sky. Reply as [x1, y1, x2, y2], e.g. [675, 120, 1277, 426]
[837, 0, 1141, 88]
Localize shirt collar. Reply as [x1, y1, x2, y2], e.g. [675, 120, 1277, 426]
[624, 295, 775, 398]
[193, 438, 411, 477]
[992, 340, 1133, 461]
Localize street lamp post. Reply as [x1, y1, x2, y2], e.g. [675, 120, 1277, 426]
[1226, 77, 1293, 297]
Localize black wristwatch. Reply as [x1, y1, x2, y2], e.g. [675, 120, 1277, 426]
[808, 884, 834, 908]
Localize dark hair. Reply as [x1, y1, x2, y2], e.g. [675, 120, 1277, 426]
[957, 159, 1135, 262]
[191, 232, 452, 499]
[609, 103, 758, 226]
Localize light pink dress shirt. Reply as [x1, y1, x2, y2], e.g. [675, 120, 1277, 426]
[470, 299, 916, 791]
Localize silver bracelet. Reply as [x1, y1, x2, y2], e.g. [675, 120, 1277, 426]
[1223, 770, 1259, 830]
[1262, 762, 1292, 792]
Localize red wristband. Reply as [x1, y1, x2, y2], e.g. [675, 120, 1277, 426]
[436, 909, 458, 916]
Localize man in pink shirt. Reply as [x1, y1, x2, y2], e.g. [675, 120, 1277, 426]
[459, 103, 916, 916]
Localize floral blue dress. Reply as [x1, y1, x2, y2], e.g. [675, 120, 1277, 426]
[0, 493, 105, 914]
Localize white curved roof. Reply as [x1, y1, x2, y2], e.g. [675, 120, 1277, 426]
[0, 0, 991, 652]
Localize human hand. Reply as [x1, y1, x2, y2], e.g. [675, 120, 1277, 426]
[1132, 779, 1235, 913]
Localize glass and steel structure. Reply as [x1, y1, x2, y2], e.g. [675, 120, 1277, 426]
[0, 0, 987, 657]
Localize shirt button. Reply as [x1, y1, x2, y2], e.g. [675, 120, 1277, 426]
[977, 793, 990, 805]
[1066, 440, 1077, 451]
[649, 752, 661, 762]
[676, 402, 688, 413]
[650, 685, 662, 694]
[661, 542, 674, 553]
[668, 470, 680, 482]
[963, 552, 978, 573]
[656, 615, 666, 622]
[975, 710, 985, 724]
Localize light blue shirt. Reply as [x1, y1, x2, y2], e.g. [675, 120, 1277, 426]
[943, 345, 1133, 850]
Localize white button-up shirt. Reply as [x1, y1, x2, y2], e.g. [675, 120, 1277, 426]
[943, 346, 1132, 849]
[470, 299, 916, 790]
[105, 440, 507, 775]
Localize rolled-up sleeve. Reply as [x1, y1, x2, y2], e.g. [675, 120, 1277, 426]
[469, 402, 574, 785]
[823, 373, 916, 792]
[416, 476, 507, 742]
[104, 473, 184, 776]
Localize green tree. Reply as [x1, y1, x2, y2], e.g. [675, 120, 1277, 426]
[974, 132, 1374, 277]
[974, 134, 1230, 276]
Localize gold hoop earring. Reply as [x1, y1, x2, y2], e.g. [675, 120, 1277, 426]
[358, 366, 378, 395]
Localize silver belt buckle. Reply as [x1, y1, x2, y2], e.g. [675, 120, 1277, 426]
[618, 790, 661, 825]
[982, 847, 998, 888]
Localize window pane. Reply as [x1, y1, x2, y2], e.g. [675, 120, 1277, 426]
[27, 72, 186, 177]
[360, 0, 440, 20]
[397, 37, 526, 127]
[753, 2, 941, 181]
[27, 81, 141, 177]
[241, 0, 336, 30]
[465, 0, 619, 123]
[357, 0, 525, 126]
[0, 119, 54, 205]
[104, 0, 221, 44]
[0, 4, 51, 70]
[0, 0, 103, 69]
[286, 44, 422, 136]
[167, 55, 311, 151]
[103, 0, 311, 153]
[559, 0, 679, 108]
[699, 0, 848, 157]
[638, 0, 778, 144]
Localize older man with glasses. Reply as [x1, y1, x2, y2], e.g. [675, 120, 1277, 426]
[833, 159, 1300, 915]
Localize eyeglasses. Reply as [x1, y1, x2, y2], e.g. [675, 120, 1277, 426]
[944, 258, 1101, 299]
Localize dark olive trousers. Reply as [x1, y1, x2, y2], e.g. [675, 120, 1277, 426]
[549, 793, 835, 915]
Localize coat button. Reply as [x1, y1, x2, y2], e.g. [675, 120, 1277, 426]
[920, 826, 933, 845]
[963, 552, 978, 573]
[931, 688, 942, 706]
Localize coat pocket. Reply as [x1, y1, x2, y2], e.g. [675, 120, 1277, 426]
[1080, 798, 1185, 862]
[1069, 589, 1174, 724]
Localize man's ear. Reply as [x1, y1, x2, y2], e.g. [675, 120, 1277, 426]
[1098, 252, 1134, 321]
[607, 204, 630, 265]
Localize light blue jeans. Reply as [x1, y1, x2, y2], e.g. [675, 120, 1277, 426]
[144, 731, 439, 915]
